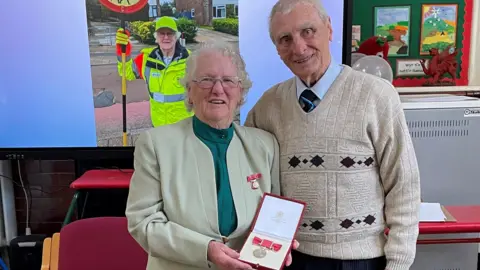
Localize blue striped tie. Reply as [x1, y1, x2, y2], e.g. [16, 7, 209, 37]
[299, 89, 320, 113]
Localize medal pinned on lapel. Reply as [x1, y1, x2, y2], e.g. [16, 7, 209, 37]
[247, 173, 262, 190]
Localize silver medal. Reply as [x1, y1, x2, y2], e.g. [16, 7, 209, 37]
[253, 247, 267, 258]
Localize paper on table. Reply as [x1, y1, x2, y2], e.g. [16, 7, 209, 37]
[254, 195, 304, 239]
[420, 202, 446, 222]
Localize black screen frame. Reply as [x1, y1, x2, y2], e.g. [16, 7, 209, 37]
[342, 0, 353, 66]
[0, 0, 354, 160]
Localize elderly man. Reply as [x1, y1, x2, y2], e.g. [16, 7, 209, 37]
[245, 0, 421, 270]
[116, 16, 192, 127]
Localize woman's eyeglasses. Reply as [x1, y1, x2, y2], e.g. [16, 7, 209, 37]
[193, 77, 241, 89]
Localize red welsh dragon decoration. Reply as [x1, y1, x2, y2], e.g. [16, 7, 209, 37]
[419, 45, 458, 86]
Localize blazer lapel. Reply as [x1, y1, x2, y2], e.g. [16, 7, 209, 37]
[188, 129, 220, 235]
[227, 135, 248, 238]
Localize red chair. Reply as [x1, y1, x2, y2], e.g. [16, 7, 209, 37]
[63, 169, 134, 226]
[43, 217, 147, 270]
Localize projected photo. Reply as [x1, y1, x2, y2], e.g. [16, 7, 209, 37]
[87, 0, 240, 146]
[0, 0, 348, 149]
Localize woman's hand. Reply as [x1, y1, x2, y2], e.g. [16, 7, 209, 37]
[207, 241, 253, 270]
[284, 240, 300, 266]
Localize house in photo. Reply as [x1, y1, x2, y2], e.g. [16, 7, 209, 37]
[175, 0, 211, 25]
[212, 0, 238, 19]
[175, 0, 237, 25]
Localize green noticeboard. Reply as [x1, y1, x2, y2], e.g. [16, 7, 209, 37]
[352, 0, 466, 79]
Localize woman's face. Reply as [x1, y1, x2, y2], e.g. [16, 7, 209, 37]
[188, 51, 242, 128]
[156, 28, 176, 51]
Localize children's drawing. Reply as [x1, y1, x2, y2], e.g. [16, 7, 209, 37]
[374, 6, 411, 57]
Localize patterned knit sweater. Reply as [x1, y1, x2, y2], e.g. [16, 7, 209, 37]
[245, 65, 420, 270]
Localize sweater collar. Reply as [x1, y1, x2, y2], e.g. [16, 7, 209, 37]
[192, 115, 234, 143]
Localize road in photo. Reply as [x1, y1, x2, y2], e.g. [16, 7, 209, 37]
[87, 0, 239, 146]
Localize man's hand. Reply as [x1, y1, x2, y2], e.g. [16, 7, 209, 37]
[207, 241, 253, 270]
[284, 240, 300, 266]
[116, 28, 130, 46]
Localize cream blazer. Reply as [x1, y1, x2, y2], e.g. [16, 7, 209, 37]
[125, 117, 280, 270]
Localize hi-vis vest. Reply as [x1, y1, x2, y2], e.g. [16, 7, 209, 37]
[119, 45, 193, 127]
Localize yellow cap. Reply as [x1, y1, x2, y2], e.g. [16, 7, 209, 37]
[155, 16, 178, 32]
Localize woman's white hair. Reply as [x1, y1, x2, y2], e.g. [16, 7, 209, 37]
[268, 0, 329, 43]
[180, 41, 253, 112]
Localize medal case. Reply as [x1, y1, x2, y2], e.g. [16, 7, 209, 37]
[238, 193, 306, 270]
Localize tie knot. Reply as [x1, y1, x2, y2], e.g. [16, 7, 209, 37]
[301, 89, 317, 100]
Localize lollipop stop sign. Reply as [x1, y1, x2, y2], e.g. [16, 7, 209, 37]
[98, 0, 148, 14]
[97, 0, 148, 146]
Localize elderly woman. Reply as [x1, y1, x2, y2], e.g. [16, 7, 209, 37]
[126, 42, 296, 270]
[116, 16, 192, 127]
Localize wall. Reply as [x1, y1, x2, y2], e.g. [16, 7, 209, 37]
[15, 160, 75, 236]
[352, 0, 469, 81]
[469, 1, 479, 254]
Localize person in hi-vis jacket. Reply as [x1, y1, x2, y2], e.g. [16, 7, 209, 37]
[116, 16, 193, 127]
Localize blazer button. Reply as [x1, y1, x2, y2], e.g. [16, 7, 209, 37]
[222, 237, 229, 244]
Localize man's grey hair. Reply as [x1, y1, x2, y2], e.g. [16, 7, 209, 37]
[268, 0, 329, 43]
[180, 41, 253, 112]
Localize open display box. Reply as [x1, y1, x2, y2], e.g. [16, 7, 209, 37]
[238, 193, 306, 270]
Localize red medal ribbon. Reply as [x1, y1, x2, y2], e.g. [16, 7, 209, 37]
[247, 173, 262, 182]
[252, 236, 282, 252]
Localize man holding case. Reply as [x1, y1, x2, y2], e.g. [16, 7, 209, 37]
[245, 0, 421, 269]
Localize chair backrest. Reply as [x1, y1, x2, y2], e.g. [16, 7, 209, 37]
[58, 217, 147, 270]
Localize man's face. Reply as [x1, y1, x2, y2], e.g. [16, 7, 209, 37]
[156, 28, 176, 51]
[270, 3, 333, 84]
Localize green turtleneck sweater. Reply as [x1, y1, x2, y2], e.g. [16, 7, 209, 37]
[192, 116, 238, 236]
